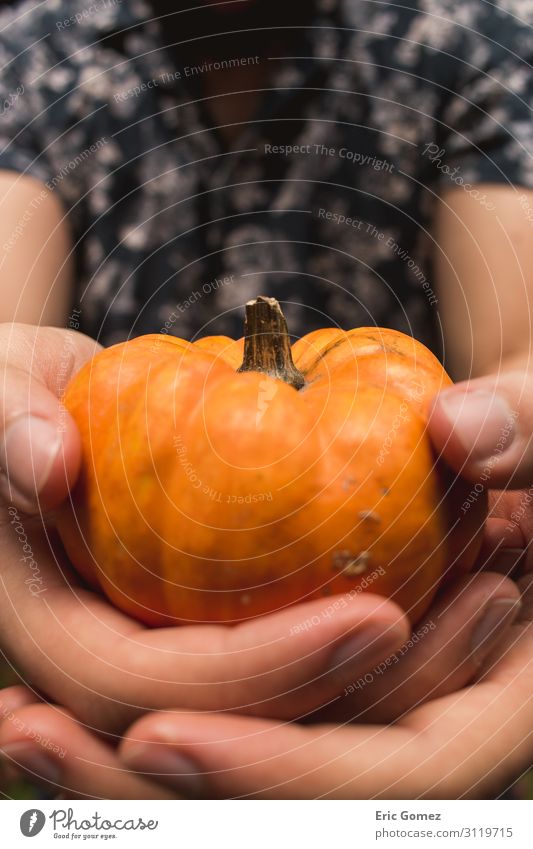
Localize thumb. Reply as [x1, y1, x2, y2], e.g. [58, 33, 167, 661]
[0, 323, 100, 513]
[428, 371, 529, 489]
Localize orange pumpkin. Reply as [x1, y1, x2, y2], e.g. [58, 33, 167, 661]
[57, 297, 486, 626]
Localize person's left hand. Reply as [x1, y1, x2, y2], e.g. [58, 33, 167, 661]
[0, 571, 530, 800]
[119, 572, 533, 800]
[0, 563, 524, 799]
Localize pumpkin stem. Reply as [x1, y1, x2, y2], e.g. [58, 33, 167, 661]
[237, 296, 306, 390]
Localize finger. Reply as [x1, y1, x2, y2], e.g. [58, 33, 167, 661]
[120, 709, 413, 799]
[428, 371, 532, 488]
[0, 323, 100, 511]
[316, 571, 520, 724]
[61, 591, 409, 730]
[122, 593, 409, 720]
[475, 571, 533, 675]
[0, 703, 176, 799]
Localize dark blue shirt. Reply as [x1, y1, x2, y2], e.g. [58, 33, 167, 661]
[0, 0, 532, 355]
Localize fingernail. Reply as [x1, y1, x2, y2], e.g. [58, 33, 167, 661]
[0, 416, 61, 501]
[470, 599, 521, 664]
[123, 745, 206, 797]
[0, 743, 62, 785]
[438, 390, 516, 461]
[328, 623, 404, 674]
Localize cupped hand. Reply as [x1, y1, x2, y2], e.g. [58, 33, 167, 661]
[112, 574, 532, 799]
[0, 567, 522, 799]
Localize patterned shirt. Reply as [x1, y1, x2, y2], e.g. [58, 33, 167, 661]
[0, 0, 532, 356]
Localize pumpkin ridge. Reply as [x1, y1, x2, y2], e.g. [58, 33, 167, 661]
[297, 332, 349, 376]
